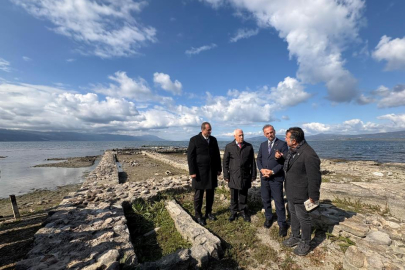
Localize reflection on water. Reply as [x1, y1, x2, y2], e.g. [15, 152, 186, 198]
[0, 140, 404, 198]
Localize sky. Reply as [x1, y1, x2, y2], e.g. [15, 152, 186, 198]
[0, 0, 404, 141]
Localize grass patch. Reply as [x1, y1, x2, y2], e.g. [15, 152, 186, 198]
[326, 232, 355, 253]
[174, 190, 281, 269]
[332, 197, 390, 216]
[124, 197, 191, 263]
[280, 255, 300, 270]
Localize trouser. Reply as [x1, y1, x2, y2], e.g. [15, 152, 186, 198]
[194, 189, 215, 218]
[261, 178, 287, 227]
[288, 202, 312, 243]
[230, 187, 249, 213]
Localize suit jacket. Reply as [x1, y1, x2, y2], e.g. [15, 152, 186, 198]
[187, 132, 222, 189]
[257, 138, 288, 181]
[284, 142, 321, 204]
[223, 140, 257, 190]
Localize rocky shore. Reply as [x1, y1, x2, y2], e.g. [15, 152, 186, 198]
[2, 147, 404, 269]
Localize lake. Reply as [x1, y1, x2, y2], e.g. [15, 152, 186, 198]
[0, 140, 404, 198]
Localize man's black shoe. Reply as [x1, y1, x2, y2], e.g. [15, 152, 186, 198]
[229, 213, 237, 222]
[279, 225, 288, 237]
[264, 219, 273, 228]
[293, 241, 311, 256]
[205, 213, 217, 221]
[196, 217, 207, 226]
[240, 211, 251, 222]
[282, 236, 301, 247]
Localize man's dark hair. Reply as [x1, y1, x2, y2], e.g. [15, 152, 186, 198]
[262, 124, 274, 131]
[201, 122, 211, 130]
[286, 127, 305, 143]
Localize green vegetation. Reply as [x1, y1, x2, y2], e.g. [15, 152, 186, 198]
[333, 197, 390, 216]
[124, 197, 191, 263]
[326, 232, 356, 253]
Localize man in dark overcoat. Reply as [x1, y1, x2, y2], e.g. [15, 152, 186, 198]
[187, 122, 222, 226]
[257, 124, 289, 236]
[223, 129, 257, 222]
[277, 127, 321, 256]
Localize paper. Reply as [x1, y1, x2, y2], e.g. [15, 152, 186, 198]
[304, 199, 319, 211]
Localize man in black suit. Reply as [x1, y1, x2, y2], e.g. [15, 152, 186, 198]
[257, 124, 289, 236]
[278, 127, 321, 256]
[223, 129, 257, 222]
[187, 122, 222, 226]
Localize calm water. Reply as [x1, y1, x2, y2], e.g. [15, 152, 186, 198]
[0, 140, 404, 198]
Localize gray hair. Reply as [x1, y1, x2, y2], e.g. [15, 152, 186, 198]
[262, 124, 275, 131]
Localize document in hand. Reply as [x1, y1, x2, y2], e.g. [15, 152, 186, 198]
[304, 199, 319, 211]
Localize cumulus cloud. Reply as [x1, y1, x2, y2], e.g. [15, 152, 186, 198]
[153, 72, 182, 95]
[377, 114, 405, 129]
[185, 43, 217, 55]
[372, 35, 405, 70]
[373, 84, 405, 108]
[12, 0, 157, 58]
[356, 94, 374, 105]
[202, 0, 365, 102]
[0, 58, 11, 72]
[93, 71, 173, 105]
[230, 28, 259, 43]
[269, 77, 312, 107]
[302, 122, 331, 134]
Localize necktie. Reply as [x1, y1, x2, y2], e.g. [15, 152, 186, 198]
[268, 141, 272, 154]
[206, 138, 209, 144]
[238, 143, 241, 149]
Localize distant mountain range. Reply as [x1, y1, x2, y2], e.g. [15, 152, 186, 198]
[0, 129, 165, 142]
[245, 130, 405, 141]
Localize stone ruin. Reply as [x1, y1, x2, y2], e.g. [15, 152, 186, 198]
[15, 149, 405, 269]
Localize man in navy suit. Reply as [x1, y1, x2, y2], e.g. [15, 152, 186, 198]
[257, 124, 289, 236]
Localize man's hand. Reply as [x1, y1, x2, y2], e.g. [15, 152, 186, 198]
[190, 174, 196, 178]
[309, 198, 315, 203]
[260, 169, 273, 178]
[275, 150, 283, 159]
[225, 179, 230, 182]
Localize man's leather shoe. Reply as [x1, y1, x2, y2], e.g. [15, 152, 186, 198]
[205, 213, 217, 221]
[240, 211, 251, 222]
[279, 225, 288, 237]
[196, 217, 206, 226]
[229, 213, 237, 222]
[264, 219, 273, 228]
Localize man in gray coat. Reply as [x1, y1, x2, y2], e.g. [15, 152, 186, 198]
[276, 127, 321, 256]
[223, 129, 257, 222]
[187, 122, 222, 226]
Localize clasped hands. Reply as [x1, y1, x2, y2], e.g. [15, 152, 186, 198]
[260, 169, 273, 178]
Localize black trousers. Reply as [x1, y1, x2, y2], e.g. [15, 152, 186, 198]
[230, 187, 248, 213]
[289, 202, 312, 243]
[194, 189, 215, 218]
[260, 178, 287, 227]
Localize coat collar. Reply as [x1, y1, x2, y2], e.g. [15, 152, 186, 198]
[287, 142, 307, 169]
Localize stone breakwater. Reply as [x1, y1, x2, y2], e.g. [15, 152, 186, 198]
[16, 151, 221, 270]
[16, 150, 405, 270]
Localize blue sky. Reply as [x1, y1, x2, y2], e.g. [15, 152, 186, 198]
[0, 0, 404, 141]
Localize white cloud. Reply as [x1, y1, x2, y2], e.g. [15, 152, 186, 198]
[302, 122, 331, 134]
[372, 35, 405, 70]
[356, 94, 374, 105]
[94, 71, 154, 102]
[0, 58, 11, 72]
[153, 72, 182, 95]
[12, 0, 157, 58]
[202, 0, 365, 102]
[230, 28, 259, 43]
[281, 115, 290, 120]
[22, 56, 32, 61]
[185, 43, 217, 55]
[66, 58, 76, 62]
[375, 84, 405, 108]
[269, 77, 312, 107]
[377, 114, 405, 129]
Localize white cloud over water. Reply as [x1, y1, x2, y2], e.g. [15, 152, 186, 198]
[202, 0, 365, 102]
[372, 35, 405, 70]
[12, 0, 157, 58]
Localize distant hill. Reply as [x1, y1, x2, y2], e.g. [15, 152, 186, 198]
[244, 130, 405, 141]
[306, 130, 405, 141]
[0, 129, 165, 142]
